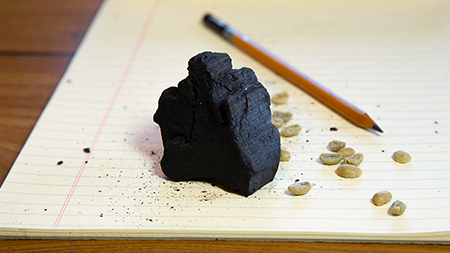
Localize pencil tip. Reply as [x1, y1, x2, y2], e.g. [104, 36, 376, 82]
[372, 124, 383, 133]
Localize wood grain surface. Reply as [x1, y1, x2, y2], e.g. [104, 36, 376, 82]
[0, 0, 103, 185]
[0, 0, 99, 52]
[0, 240, 449, 253]
[0, 0, 448, 252]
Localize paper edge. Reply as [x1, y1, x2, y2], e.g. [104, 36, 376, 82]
[0, 228, 449, 244]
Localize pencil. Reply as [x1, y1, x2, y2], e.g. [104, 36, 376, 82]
[203, 14, 383, 133]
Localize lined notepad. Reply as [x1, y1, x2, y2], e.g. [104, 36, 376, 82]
[1, 0, 450, 242]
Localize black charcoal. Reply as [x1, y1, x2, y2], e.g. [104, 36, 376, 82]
[154, 52, 280, 196]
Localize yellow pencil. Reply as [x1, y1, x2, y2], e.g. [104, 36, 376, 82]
[203, 14, 383, 133]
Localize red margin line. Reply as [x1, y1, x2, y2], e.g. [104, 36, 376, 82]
[53, 0, 160, 229]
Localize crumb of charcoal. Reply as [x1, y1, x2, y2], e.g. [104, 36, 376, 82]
[85, 161, 88, 164]
[57, 161, 63, 165]
[330, 127, 338, 131]
[44, 209, 47, 211]
[83, 147, 91, 153]
[100, 213, 103, 217]
[151, 151, 156, 155]
[382, 150, 385, 153]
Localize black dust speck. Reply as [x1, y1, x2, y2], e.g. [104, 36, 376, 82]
[57, 161, 63, 165]
[83, 147, 91, 153]
[330, 127, 338, 131]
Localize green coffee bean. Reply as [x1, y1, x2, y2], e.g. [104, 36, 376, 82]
[288, 181, 311, 196]
[319, 152, 343, 165]
[328, 140, 346, 152]
[335, 164, 362, 178]
[271, 117, 284, 128]
[342, 153, 364, 166]
[272, 111, 292, 123]
[372, 191, 392, 206]
[392, 150, 412, 164]
[280, 149, 291, 162]
[272, 92, 289, 104]
[338, 147, 356, 158]
[281, 124, 301, 137]
[389, 200, 407, 216]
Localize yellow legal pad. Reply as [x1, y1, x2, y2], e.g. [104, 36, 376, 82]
[1, 0, 450, 243]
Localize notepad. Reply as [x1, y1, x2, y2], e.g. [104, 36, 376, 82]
[1, 0, 450, 243]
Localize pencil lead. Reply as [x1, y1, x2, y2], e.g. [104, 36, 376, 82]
[372, 124, 383, 133]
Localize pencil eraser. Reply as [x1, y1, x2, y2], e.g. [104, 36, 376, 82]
[154, 51, 280, 196]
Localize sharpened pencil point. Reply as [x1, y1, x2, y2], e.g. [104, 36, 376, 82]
[372, 124, 383, 133]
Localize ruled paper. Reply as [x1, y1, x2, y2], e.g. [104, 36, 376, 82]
[1, 0, 450, 240]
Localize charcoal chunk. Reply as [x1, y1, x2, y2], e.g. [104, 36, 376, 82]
[154, 52, 280, 196]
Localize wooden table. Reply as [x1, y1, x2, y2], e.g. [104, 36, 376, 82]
[0, 1, 448, 252]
